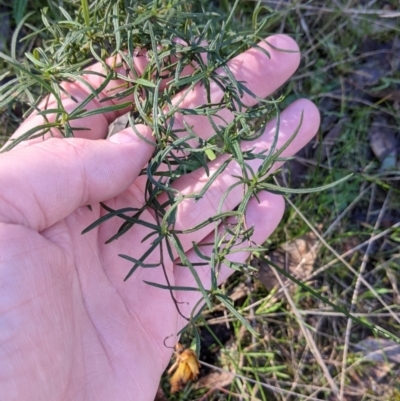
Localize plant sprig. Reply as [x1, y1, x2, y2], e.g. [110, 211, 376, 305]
[1, 0, 352, 336]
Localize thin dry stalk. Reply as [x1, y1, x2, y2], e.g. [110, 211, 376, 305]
[270, 264, 340, 397]
[339, 189, 392, 400]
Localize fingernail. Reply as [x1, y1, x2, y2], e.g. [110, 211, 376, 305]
[109, 132, 137, 144]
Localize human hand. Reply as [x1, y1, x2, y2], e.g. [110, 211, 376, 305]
[0, 34, 319, 401]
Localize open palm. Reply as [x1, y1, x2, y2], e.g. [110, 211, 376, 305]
[0, 35, 320, 401]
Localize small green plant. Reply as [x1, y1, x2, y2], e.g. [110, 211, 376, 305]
[0, 0, 349, 329]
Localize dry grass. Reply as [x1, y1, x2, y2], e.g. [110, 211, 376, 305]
[169, 1, 400, 400]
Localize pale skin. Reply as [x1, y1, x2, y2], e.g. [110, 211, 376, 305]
[0, 35, 320, 401]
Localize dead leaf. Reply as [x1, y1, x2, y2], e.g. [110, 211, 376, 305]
[366, 88, 400, 102]
[355, 338, 400, 364]
[195, 371, 234, 389]
[348, 66, 383, 89]
[332, 337, 400, 400]
[108, 113, 130, 137]
[318, 119, 346, 162]
[368, 117, 397, 170]
[256, 231, 318, 292]
[229, 282, 247, 302]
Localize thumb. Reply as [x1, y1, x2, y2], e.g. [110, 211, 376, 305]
[0, 125, 154, 232]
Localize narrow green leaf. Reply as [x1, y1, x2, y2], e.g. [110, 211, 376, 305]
[13, 0, 29, 24]
[259, 174, 353, 194]
[119, 254, 160, 268]
[135, 78, 157, 88]
[169, 233, 212, 309]
[81, 0, 90, 28]
[123, 236, 163, 281]
[215, 293, 259, 337]
[70, 101, 132, 119]
[143, 281, 201, 292]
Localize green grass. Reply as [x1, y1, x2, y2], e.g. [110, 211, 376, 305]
[1, 0, 400, 400]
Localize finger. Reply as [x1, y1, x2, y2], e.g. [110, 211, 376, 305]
[7, 34, 297, 150]
[80, 38, 205, 105]
[6, 45, 200, 148]
[151, 34, 301, 172]
[162, 98, 319, 255]
[170, 34, 301, 139]
[0, 125, 154, 232]
[173, 191, 285, 324]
